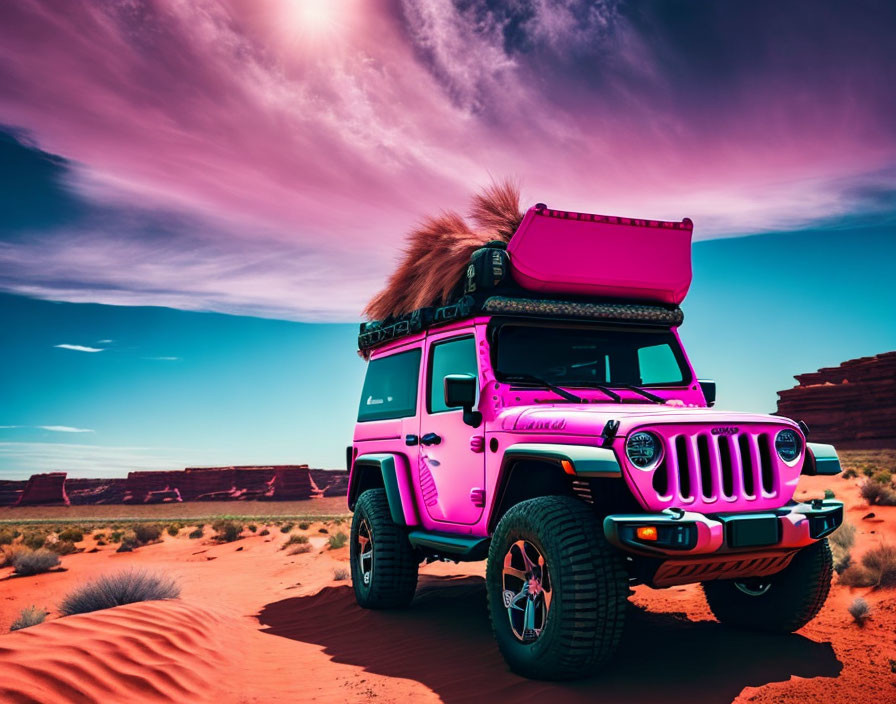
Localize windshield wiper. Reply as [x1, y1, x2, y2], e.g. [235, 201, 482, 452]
[565, 381, 622, 403]
[615, 384, 665, 404]
[503, 374, 584, 404]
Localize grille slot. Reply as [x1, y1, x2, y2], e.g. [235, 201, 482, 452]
[659, 429, 782, 507]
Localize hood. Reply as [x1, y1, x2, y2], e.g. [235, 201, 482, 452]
[495, 403, 798, 437]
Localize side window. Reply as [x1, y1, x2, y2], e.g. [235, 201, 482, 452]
[357, 349, 421, 422]
[428, 336, 478, 413]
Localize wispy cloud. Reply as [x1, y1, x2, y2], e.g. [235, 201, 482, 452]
[144, 356, 180, 361]
[54, 343, 103, 353]
[38, 425, 94, 433]
[0, 1, 893, 320]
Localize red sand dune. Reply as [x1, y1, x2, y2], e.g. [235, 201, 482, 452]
[0, 467, 893, 703]
[0, 600, 230, 703]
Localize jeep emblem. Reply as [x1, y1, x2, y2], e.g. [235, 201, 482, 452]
[711, 426, 738, 436]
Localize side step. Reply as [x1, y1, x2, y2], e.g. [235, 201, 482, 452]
[407, 530, 490, 561]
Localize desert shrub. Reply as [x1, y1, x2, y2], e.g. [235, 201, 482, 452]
[59, 570, 180, 616]
[333, 567, 349, 581]
[872, 469, 893, 485]
[212, 520, 241, 543]
[10, 605, 48, 632]
[842, 468, 858, 479]
[288, 544, 312, 555]
[95, 539, 107, 546]
[280, 523, 294, 534]
[188, 526, 204, 539]
[298, 522, 310, 530]
[12, 548, 60, 575]
[57, 528, 83, 543]
[859, 479, 896, 506]
[133, 524, 162, 544]
[46, 540, 78, 556]
[847, 597, 871, 625]
[166, 524, 179, 537]
[862, 466, 876, 477]
[890, 659, 896, 674]
[259, 528, 270, 536]
[1, 544, 29, 568]
[830, 522, 856, 551]
[861, 544, 896, 587]
[281, 534, 309, 550]
[21, 530, 49, 550]
[823, 488, 836, 500]
[109, 531, 124, 543]
[248, 524, 258, 533]
[0, 528, 16, 545]
[117, 531, 139, 552]
[328, 532, 348, 550]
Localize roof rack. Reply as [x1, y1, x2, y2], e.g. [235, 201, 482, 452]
[358, 294, 683, 354]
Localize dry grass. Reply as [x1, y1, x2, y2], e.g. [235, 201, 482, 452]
[859, 479, 896, 506]
[847, 597, 872, 626]
[59, 570, 180, 616]
[363, 179, 522, 320]
[333, 567, 349, 581]
[829, 521, 856, 574]
[11, 548, 60, 576]
[10, 606, 48, 632]
[328, 532, 348, 550]
[839, 544, 896, 588]
[288, 544, 313, 555]
[212, 520, 242, 543]
[281, 534, 309, 550]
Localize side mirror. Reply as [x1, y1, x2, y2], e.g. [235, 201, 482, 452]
[698, 379, 716, 407]
[444, 374, 482, 428]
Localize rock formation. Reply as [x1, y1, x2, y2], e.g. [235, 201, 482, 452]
[14, 472, 70, 506]
[1, 466, 348, 506]
[776, 351, 896, 448]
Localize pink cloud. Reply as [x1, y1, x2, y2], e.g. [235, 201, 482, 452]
[0, 0, 894, 320]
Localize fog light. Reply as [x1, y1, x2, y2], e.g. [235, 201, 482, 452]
[636, 526, 658, 541]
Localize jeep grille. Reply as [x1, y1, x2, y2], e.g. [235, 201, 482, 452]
[621, 425, 801, 512]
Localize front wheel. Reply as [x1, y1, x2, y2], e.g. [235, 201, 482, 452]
[702, 538, 833, 632]
[350, 489, 418, 609]
[486, 496, 629, 680]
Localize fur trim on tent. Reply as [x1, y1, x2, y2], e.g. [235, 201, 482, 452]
[364, 180, 523, 321]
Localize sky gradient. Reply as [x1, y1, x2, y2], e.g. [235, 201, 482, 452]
[1, 1, 894, 476]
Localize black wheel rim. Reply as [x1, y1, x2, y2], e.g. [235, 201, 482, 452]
[502, 539, 552, 643]
[357, 518, 373, 587]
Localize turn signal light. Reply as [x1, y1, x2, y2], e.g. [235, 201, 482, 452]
[561, 459, 575, 475]
[636, 526, 658, 541]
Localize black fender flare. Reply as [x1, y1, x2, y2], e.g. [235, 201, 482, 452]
[347, 453, 416, 526]
[488, 443, 622, 531]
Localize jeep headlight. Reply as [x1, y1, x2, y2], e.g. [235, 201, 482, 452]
[626, 432, 662, 470]
[775, 429, 802, 463]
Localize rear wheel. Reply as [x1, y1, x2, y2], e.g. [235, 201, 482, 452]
[702, 538, 833, 632]
[350, 489, 418, 609]
[486, 496, 629, 680]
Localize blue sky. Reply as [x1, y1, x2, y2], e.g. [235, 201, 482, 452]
[1, 2, 895, 477]
[2, 217, 893, 478]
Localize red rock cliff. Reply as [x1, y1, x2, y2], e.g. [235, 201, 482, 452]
[775, 351, 896, 448]
[14, 472, 70, 506]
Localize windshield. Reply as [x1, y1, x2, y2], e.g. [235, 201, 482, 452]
[494, 323, 690, 388]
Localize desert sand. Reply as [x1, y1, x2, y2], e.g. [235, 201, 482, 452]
[1, 464, 894, 703]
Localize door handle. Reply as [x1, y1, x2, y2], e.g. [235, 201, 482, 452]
[421, 432, 442, 446]
[405, 434, 419, 446]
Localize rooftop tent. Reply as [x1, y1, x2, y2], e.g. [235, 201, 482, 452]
[507, 205, 693, 306]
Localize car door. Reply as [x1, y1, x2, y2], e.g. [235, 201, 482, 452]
[417, 331, 485, 525]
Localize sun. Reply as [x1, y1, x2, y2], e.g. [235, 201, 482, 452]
[283, 0, 345, 42]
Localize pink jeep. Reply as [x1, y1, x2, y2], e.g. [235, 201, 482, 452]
[347, 204, 842, 680]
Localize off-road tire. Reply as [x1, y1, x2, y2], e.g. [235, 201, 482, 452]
[486, 496, 629, 680]
[350, 489, 418, 609]
[702, 538, 833, 632]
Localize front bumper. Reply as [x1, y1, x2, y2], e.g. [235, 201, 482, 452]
[603, 499, 843, 558]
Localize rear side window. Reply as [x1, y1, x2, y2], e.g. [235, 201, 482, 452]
[358, 349, 421, 422]
[428, 336, 478, 413]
